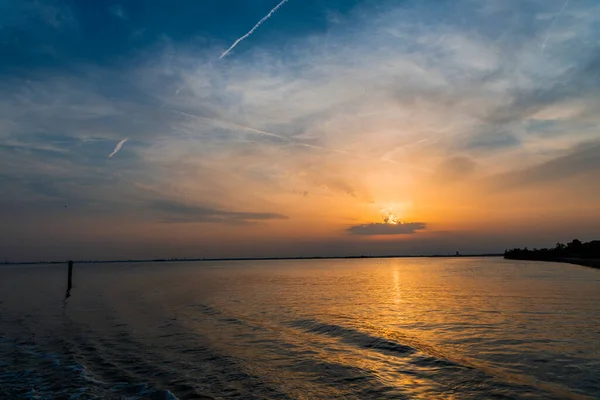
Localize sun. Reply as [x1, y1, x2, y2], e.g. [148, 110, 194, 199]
[383, 212, 399, 225]
[381, 207, 400, 225]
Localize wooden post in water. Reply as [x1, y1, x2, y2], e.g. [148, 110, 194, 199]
[65, 260, 73, 299]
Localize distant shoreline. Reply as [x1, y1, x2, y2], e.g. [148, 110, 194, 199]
[559, 258, 600, 269]
[504, 257, 600, 270]
[1, 254, 504, 266]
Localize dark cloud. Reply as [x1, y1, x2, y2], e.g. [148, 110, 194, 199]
[347, 222, 426, 235]
[150, 200, 288, 224]
[466, 131, 520, 150]
[495, 140, 600, 188]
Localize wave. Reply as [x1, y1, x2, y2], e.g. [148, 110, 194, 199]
[0, 336, 180, 400]
[290, 319, 455, 363]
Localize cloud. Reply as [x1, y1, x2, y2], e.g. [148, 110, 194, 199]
[109, 4, 127, 20]
[347, 222, 426, 235]
[150, 200, 288, 224]
[494, 139, 600, 188]
[474, 52, 600, 136]
[541, 0, 571, 53]
[1, 0, 600, 260]
[29, 1, 77, 29]
[434, 156, 477, 181]
[466, 131, 520, 150]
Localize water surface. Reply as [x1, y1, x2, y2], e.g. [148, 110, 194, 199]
[1, 257, 599, 399]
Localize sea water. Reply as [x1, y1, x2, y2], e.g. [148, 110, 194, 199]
[1, 257, 599, 399]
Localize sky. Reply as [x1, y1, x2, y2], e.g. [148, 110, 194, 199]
[1, 0, 599, 261]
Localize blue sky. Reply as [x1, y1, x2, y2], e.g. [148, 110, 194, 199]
[1, 0, 363, 71]
[1, 0, 599, 261]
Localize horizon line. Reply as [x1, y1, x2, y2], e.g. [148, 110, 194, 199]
[1, 253, 504, 266]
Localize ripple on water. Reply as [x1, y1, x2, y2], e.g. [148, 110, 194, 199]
[0, 336, 181, 400]
[1, 259, 599, 400]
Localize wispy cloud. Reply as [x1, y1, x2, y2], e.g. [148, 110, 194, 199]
[219, 0, 290, 59]
[29, 1, 77, 29]
[109, 4, 128, 20]
[151, 199, 288, 224]
[493, 139, 600, 188]
[1, 0, 599, 260]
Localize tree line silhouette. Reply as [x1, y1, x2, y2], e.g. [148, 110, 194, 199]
[504, 239, 600, 261]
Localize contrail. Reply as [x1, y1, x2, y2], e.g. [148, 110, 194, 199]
[176, 110, 341, 152]
[219, 0, 290, 59]
[541, 0, 571, 53]
[176, 109, 351, 153]
[176, 110, 287, 141]
[172, 109, 399, 165]
[108, 138, 128, 158]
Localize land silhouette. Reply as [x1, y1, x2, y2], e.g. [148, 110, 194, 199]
[504, 239, 600, 269]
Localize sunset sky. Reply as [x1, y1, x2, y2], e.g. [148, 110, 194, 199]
[1, 0, 599, 261]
